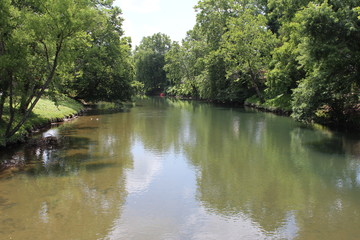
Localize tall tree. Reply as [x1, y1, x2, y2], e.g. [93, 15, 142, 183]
[134, 33, 172, 94]
[194, 0, 268, 100]
[265, 0, 311, 102]
[221, 9, 278, 102]
[0, 0, 17, 122]
[164, 27, 206, 98]
[68, 5, 134, 102]
[194, 0, 234, 99]
[291, 1, 360, 127]
[0, 0, 97, 143]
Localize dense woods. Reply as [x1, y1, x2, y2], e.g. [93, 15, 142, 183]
[139, 0, 360, 129]
[0, 0, 359, 145]
[133, 33, 172, 95]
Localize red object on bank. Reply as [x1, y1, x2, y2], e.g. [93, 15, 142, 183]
[160, 93, 165, 97]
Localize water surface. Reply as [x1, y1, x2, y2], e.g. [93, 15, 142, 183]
[1, 97, 360, 239]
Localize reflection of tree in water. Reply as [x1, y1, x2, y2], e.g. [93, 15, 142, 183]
[181, 102, 360, 238]
[2, 98, 360, 239]
[131, 97, 201, 154]
[0, 111, 134, 239]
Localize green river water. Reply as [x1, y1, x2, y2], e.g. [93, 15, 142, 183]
[1, 97, 360, 239]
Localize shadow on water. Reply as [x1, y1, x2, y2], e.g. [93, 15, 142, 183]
[84, 162, 118, 172]
[24, 160, 118, 178]
[0, 134, 111, 178]
[306, 138, 346, 155]
[58, 136, 97, 150]
[84, 107, 131, 116]
[50, 124, 99, 133]
[305, 132, 360, 157]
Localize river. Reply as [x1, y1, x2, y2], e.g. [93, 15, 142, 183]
[1, 97, 360, 239]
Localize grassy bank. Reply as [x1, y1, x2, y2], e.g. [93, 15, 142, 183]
[0, 96, 84, 146]
[245, 95, 360, 130]
[244, 95, 292, 116]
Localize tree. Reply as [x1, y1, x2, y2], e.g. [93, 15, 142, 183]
[194, 0, 235, 99]
[164, 28, 206, 98]
[193, 0, 268, 101]
[291, 1, 360, 127]
[267, 0, 312, 34]
[265, 0, 311, 104]
[134, 33, 172, 94]
[68, 5, 134, 102]
[0, 0, 97, 143]
[0, 0, 17, 121]
[221, 9, 278, 102]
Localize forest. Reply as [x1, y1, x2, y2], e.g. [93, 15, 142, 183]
[1, 0, 360, 145]
[135, 0, 360, 129]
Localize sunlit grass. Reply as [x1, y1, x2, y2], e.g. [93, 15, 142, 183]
[0, 96, 83, 145]
[245, 94, 292, 113]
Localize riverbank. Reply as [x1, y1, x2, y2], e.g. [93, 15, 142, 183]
[244, 95, 360, 131]
[244, 95, 292, 116]
[0, 96, 84, 147]
[173, 94, 359, 131]
[0, 98, 137, 173]
[171, 94, 292, 115]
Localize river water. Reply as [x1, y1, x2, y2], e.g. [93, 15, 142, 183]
[1, 97, 360, 239]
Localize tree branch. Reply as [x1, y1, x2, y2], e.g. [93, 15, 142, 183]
[6, 37, 63, 139]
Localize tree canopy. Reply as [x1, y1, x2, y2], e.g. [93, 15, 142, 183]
[1, 0, 359, 144]
[162, 0, 360, 128]
[133, 33, 172, 95]
[0, 0, 135, 144]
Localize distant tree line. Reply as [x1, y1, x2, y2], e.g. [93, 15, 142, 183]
[134, 0, 360, 129]
[0, 0, 134, 141]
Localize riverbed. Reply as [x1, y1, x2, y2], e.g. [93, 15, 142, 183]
[1, 97, 360, 239]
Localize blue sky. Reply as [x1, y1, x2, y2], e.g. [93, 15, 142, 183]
[114, 0, 199, 47]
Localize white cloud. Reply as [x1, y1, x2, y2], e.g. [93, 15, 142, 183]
[114, 0, 198, 47]
[125, 139, 163, 194]
[116, 0, 161, 13]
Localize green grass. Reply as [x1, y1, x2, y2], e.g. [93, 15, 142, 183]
[95, 101, 123, 110]
[245, 94, 292, 113]
[93, 100, 135, 112]
[32, 97, 83, 120]
[0, 96, 83, 146]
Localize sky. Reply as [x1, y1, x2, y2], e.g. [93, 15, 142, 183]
[114, 0, 199, 47]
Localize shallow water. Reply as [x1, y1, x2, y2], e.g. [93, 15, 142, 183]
[1, 97, 360, 239]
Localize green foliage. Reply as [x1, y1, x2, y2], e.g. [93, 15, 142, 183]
[356, 7, 360, 19]
[194, 0, 236, 100]
[164, 0, 269, 102]
[161, 0, 360, 128]
[291, 2, 360, 127]
[221, 9, 278, 102]
[64, 5, 134, 102]
[0, 0, 97, 140]
[133, 33, 172, 94]
[246, 94, 292, 112]
[0, 96, 83, 146]
[265, 0, 310, 100]
[0, 0, 135, 143]
[164, 28, 207, 98]
[131, 81, 145, 96]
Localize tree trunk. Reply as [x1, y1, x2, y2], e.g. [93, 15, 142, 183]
[251, 76, 264, 103]
[0, 87, 8, 121]
[248, 60, 264, 103]
[5, 40, 63, 139]
[5, 77, 15, 137]
[0, 38, 7, 121]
